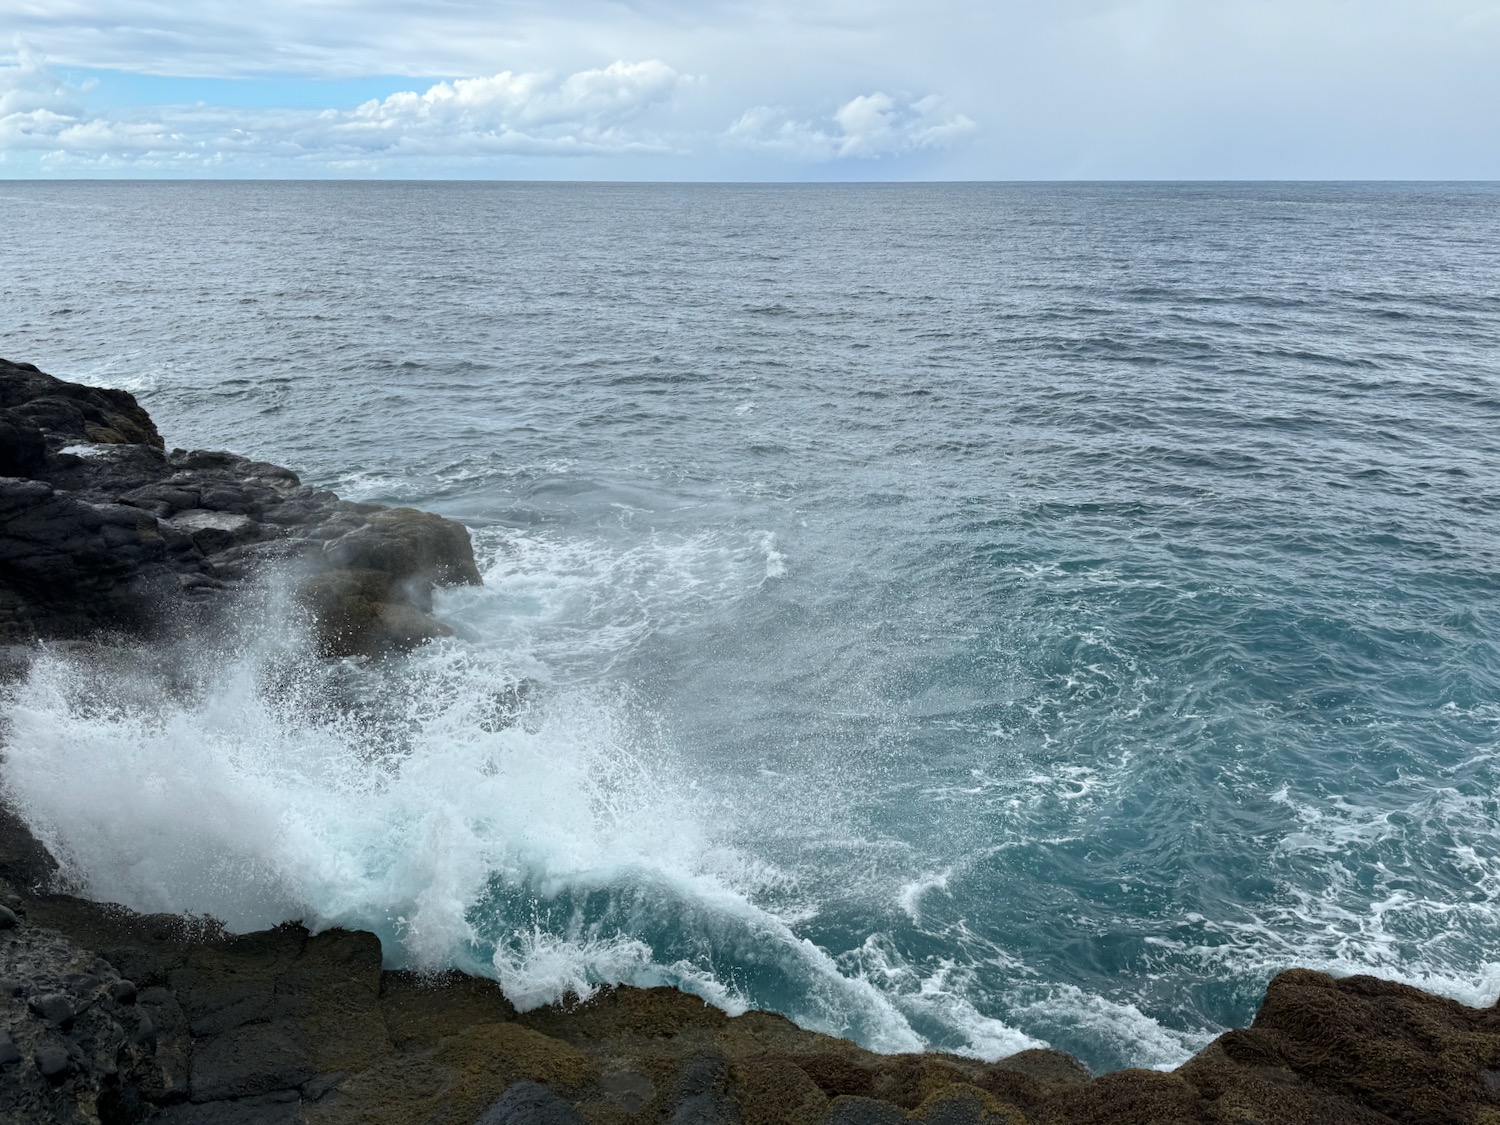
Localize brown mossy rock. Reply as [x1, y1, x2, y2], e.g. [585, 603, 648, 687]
[306, 1022, 594, 1125]
[379, 968, 517, 1050]
[732, 1053, 830, 1125]
[912, 1082, 1029, 1125]
[864, 1055, 991, 1112]
[299, 567, 456, 657]
[825, 1095, 908, 1125]
[971, 1049, 1091, 1114]
[1036, 1069, 1212, 1125]
[1180, 968, 1500, 1125]
[794, 1050, 880, 1099]
[10, 813, 1500, 1125]
[1176, 1037, 1393, 1125]
[519, 984, 730, 1046]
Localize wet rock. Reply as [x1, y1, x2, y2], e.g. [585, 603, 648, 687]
[130, 1008, 156, 1051]
[27, 993, 74, 1026]
[33, 1043, 70, 1081]
[0, 904, 16, 929]
[0, 802, 59, 893]
[475, 1080, 587, 1125]
[189, 1021, 315, 1102]
[669, 1051, 741, 1125]
[824, 1097, 906, 1125]
[0, 358, 162, 450]
[0, 418, 48, 476]
[0, 1030, 20, 1066]
[320, 507, 482, 587]
[299, 568, 455, 658]
[1, 359, 480, 652]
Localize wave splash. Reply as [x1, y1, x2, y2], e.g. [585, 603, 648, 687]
[0, 560, 1006, 1057]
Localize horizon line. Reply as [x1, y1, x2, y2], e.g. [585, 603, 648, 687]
[5, 177, 1500, 186]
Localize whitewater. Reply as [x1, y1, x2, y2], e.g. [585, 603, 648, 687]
[3, 181, 1500, 1073]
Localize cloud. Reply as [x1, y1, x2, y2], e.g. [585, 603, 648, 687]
[0, 48, 195, 159]
[727, 92, 977, 160]
[0, 51, 695, 169]
[352, 61, 681, 133]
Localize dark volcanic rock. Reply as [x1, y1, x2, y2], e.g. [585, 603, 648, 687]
[0, 359, 162, 451]
[475, 1081, 587, 1125]
[0, 359, 480, 651]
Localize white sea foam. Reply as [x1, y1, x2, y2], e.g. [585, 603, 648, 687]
[72, 359, 162, 397]
[897, 868, 952, 922]
[1007, 985, 1208, 1071]
[842, 933, 1045, 1060]
[1170, 781, 1500, 1013]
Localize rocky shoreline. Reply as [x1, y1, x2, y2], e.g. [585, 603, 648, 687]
[4, 360, 1500, 1124]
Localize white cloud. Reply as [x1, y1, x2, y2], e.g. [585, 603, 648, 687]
[0, 52, 696, 169]
[728, 92, 977, 160]
[0, 49, 196, 158]
[351, 60, 681, 135]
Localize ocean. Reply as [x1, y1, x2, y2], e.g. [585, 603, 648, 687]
[2, 180, 1499, 1073]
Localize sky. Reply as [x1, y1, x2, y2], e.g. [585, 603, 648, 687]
[1, 1, 1498, 179]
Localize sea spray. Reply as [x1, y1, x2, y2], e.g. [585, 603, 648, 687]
[0, 569, 957, 1055]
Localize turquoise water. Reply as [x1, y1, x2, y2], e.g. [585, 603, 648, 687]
[4, 181, 1500, 1071]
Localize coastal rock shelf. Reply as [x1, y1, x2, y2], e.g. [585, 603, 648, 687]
[4, 361, 1500, 1124]
[0, 358, 480, 658]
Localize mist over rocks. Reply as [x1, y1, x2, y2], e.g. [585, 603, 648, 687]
[0, 358, 480, 657]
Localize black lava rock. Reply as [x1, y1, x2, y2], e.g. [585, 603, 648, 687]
[33, 1043, 69, 1081]
[476, 1081, 587, 1125]
[27, 993, 74, 1025]
[0, 358, 480, 652]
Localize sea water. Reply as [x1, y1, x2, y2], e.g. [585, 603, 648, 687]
[2, 181, 1499, 1072]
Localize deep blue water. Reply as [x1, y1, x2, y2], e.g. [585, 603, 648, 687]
[3, 181, 1500, 1072]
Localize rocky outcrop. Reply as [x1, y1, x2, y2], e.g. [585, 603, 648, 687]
[0, 359, 480, 656]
